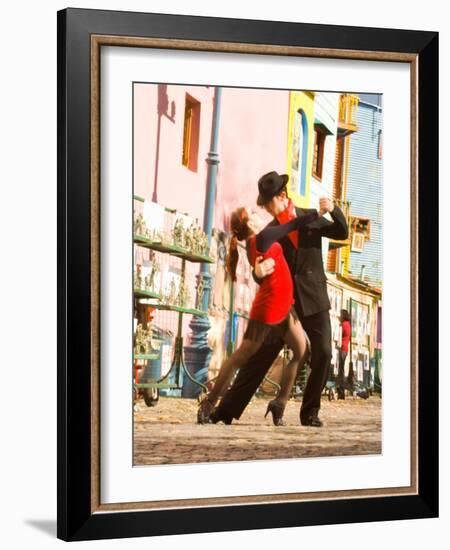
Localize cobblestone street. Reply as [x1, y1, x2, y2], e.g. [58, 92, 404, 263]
[133, 394, 382, 465]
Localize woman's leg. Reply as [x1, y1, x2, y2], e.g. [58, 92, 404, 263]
[277, 314, 309, 404]
[206, 338, 262, 405]
[198, 339, 261, 424]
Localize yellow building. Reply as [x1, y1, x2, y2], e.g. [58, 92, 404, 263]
[286, 91, 315, 208]
[326, 93, 359, 276]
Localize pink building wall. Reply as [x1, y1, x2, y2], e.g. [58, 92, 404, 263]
[134, 84, 215, 223]
[214, 86, 290, 228]
[133, 83, 290, 231]
[133, 83, 290, 359]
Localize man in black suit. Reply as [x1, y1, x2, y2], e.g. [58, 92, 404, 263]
[211, 171, 348, 427]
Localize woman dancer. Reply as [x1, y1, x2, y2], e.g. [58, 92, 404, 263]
[197, 205, 324, 426]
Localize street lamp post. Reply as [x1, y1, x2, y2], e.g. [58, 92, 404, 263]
[183, 87, 222, 398]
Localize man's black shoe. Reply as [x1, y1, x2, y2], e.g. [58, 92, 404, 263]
[300, 410, 323, 427]
[209, 408, 233, 425]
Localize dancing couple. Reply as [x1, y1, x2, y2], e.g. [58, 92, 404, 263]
[198, 171, 348, 427]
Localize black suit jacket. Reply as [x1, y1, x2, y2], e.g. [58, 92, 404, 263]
[254, 205, 348, 318]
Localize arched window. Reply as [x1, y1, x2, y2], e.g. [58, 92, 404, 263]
[291, 109, 308, 196]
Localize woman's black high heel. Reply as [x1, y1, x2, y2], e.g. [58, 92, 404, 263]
[264, 400, 286, 426]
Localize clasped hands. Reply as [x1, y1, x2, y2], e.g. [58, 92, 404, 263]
[253, 197, 334, 279]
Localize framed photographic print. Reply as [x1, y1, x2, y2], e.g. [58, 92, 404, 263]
[57, 7, 438, 542]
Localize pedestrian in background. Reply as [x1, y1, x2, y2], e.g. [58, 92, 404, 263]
[336, 309, 351, 399]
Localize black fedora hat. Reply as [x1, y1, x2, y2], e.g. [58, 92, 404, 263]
[256, 171, 289, 206]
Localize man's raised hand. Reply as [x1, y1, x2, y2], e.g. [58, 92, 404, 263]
[319, 197, 335, 215]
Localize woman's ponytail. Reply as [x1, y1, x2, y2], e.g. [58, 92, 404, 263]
[226, 207, 250, 283]
[226, 234, 239, 282]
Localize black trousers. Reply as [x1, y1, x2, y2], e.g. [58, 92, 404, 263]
[216, 309, 332, 421]
[336, 350, 348, 391]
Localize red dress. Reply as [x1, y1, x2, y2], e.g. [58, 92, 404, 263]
[241, 210, 319, 344]
[247, 236, 294, 324]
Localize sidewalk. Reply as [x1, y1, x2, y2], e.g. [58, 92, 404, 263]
[133, 394, 381, 465]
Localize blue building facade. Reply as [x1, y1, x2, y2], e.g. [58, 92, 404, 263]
[346, 99, 383, 286]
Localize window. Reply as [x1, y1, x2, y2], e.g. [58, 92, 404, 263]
[182, 95, 201, 171]
[312, 126, 326, 180]
[351, 216, 371, 241]
[351, 232, 365, 253]
[291, 109, 308, 196]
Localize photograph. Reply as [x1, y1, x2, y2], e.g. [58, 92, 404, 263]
[132, 83, 383, 466]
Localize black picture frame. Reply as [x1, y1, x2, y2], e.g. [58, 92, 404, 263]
[57, 7, 438, 542]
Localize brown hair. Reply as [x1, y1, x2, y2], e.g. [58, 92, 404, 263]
[226, 207, 251, 282]
[340, 309, 351, 323]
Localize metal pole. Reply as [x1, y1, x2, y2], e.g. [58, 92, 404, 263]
[226, 280, 235, 357]
[203, 87, 222, 248]
[183, 87, 222, 397]
[199, 85, 222, 312]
